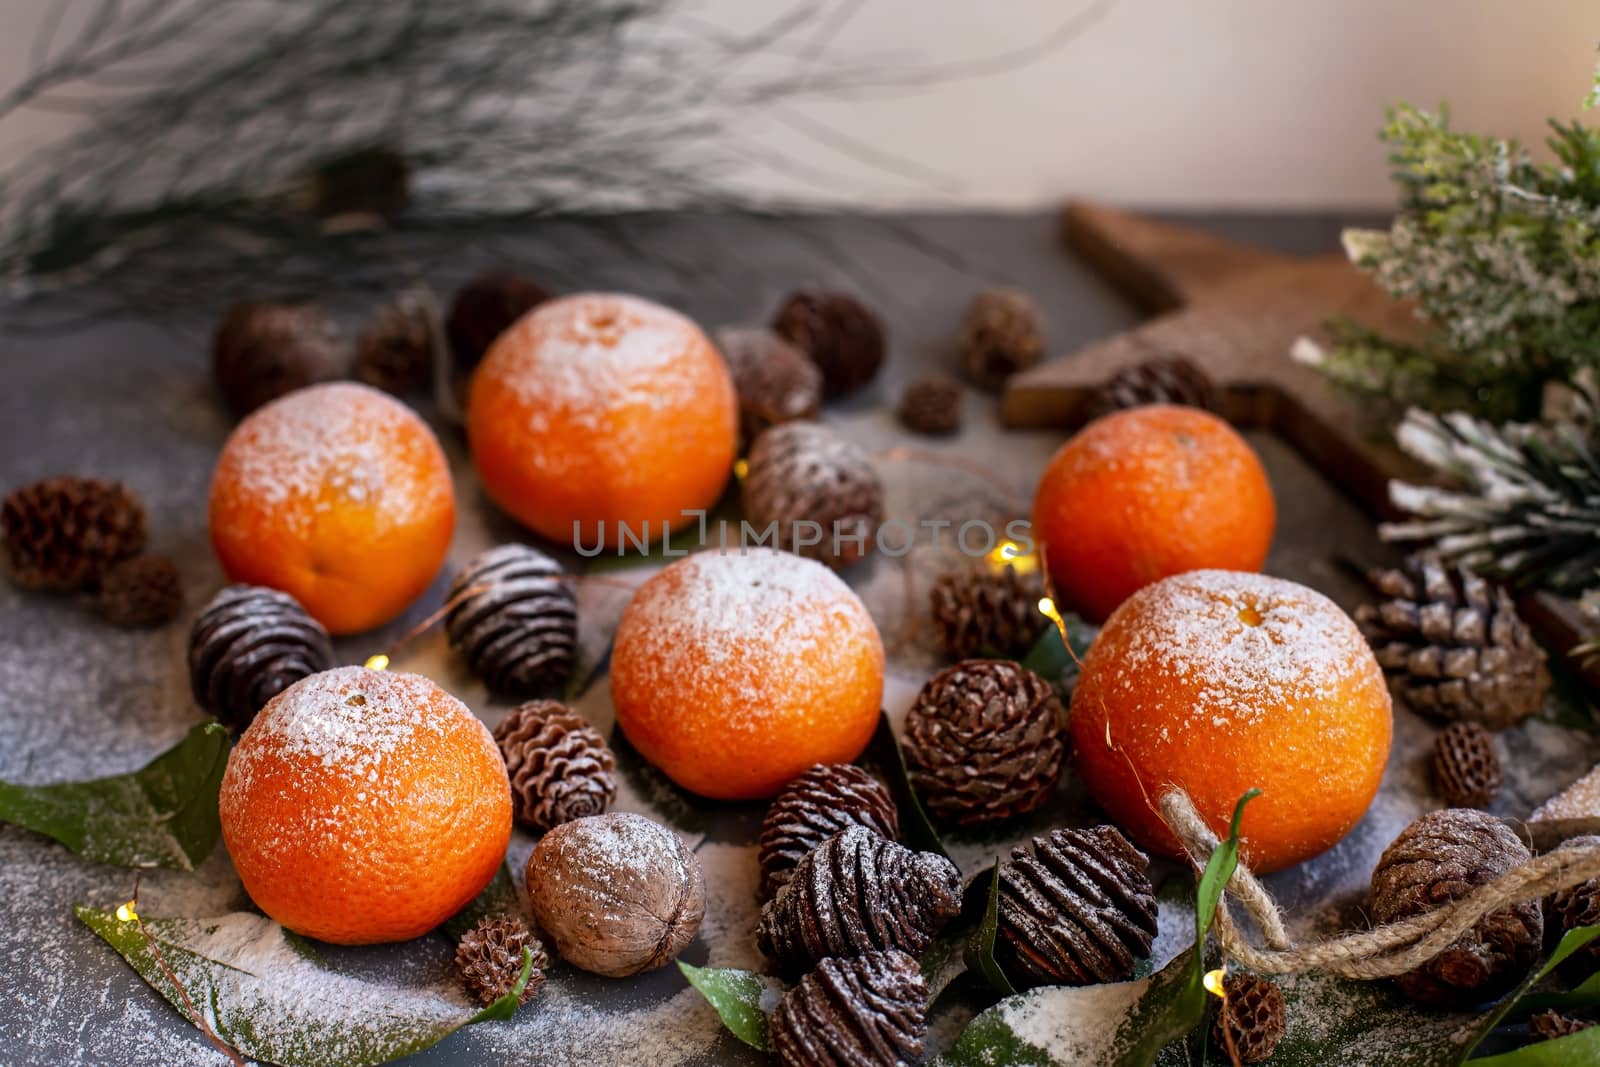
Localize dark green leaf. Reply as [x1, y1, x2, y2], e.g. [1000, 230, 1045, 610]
[1465, 1027, 1600, 1067]
[440, 863, 521, 942]
[0, 722, 228, 870]
[1262, 970, 1482, 1067]
[471, 948, 535, 1024]
[677, 961, 782, 1051]
[864, 711, 949, 860]
[1462, 927, 1600, 1061]
[964, 860, 1018, 996]
[1020, 614, 1096, 691]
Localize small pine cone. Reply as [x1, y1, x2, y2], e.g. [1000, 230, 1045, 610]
[1531, 1010, 1595, 1041]
[446, 270, 552, 383]
[1088, 358, 1217, 419]
[455, 915, 549, 1007]
[897, 374, 962, 436]
[212, 300, 345, 418]
[959, 287, 1045, 390]
[995, 826, 1158, 988]
[493, 700, 617, 832]
[445, 544, 577, 697]
[757, 826, 962, 977]
[770, 950, 927, 1067]
[1210, 973, 1287, 1065]
[1544, 835, 1600, 963]
[1356, 557, 1550, 730]
[928, 565, 1047, 660]
[718, 327, 823, 446]
[758, 764, 900, 902]
[2, 476, 147, 591]
[1432, 722, 1502, 808]
[772, 290, 886, 398]
[1370, 808, 1542, 1008]
[903, 659, 1067, 828]
[742, 423, 885, 570]
[188, 584, 333, 732]
[354, 290, 437, 395]
[96, 554, 182, 627]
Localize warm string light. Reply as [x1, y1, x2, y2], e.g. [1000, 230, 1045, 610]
[733, 458, 749, 481]
[363, 653, 390, 672]
[1203, 967, 1227, 999]
[115, 900, 139, 923]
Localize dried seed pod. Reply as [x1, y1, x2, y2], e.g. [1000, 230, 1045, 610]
[445, 543, 577, 697]
[354, 289, 437, 395]
[96, 554, 182, 627]
[2, 475, 147, 591]
[928, 564, 1047, 661]
[718, 327, 823, 446]
[1210, 973, 1287, 1065]
[493, 700, 617, 832]
[758, 764, 899, 902]
[959, 287, 1045, 390]
[1432, 722, 1502, 808]
[187, 584, 334, 732]
[771, 289, 886, 398]
[455, 914, 549, 1006]
[769, 950, 927, 1067]
[742, 422, 884, 570]
[897, 374, 962, 436]
[212, 300, 345, 417]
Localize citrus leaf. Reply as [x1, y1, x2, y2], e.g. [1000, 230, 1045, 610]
[1465, 1026, 1600, 1066]
[964, 861, 1018, 996]
[1019, 614, 1096, 691]
[677, 961, 782, 1051]
[864, 711, 948, 860]
[1461, 926, 1600, 1063]
[0, 721, 228, 870]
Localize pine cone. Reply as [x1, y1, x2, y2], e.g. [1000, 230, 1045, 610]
[96, 554, 182, 628]
[1088, 358, 1217, 419]
[928, 565, 1047, 660]
[445, 544, 577, 697]
[188, 584, 334, 732]
[1545, 835, 1600, 964]
[897, 374, 962, 436]
[212, 300, 345, 417]
[1370, 808, 1542, 1008]
[757, 826, 961, 976]
[1432, 722, 1502, 809]
[995, 826, 1158, 988]
[354, 290, 437, 395]
[769, 950, 927, 1067]
[742, 422, 885, 570]
[959, 287, 1045, 390]
[1356, 557, 1550, 730]
[455, 915, 549, 1007]
[758, 764, 899, 902]
[1210, 973, 1287, 1065]
[493, 700, 617, 832]
[446, 270, 551, 373]
[771, 290, 886, 398]
[2, 476, 147, 590]
[718, 327, 823, 446]
[903, 659, 1066, 828]
[1531, 1011, 1595, 1041]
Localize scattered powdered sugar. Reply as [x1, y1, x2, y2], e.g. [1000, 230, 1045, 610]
[995, 978, 1152, 1064]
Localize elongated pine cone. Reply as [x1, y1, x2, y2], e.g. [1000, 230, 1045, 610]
[1545, 835, 1600, 963]
[718, 327, 823, 446]
[759, 764, 899, 902]
[3, 476, 147, 591]
[1531, 1011, 1595, 1041]
[1211, 973, 1287, 1065]
[445, 544, 577, 697]
[493, 700, 617, 832]
[96, 554, 182, 627]
[1432, 722, 1502, 809]
[897, 374, 962, 436]
[188, 584, 334, 732]
[742, 422, 885, 570]
[757, 826, 962, 976]
[1088, 358, 1216, 418]
[772, 289, 886, 398]
[354, 289, 437, 395]
[903, 659, 1066, 828]
[1370, 808, 1542, 1008]
[770, 950, 927, 1067]
[455, 915, 549, 1007]
[959, 287, 1045, 390]
[928, 564, 1047, 660]
[1356, 557, 1550, 730]
[995, 826, 1158, 988]
[212, 300, 345, 417]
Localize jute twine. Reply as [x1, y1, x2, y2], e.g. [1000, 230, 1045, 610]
[1159, 789, 1600, 979]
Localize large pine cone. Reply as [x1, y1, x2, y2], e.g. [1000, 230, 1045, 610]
[995, 826, 1158, 988]
[1088, 358, 1217, 418]
[1356, 557, 1550, 730]
[959, 287, 1045, 390]
[455, 915, 549, 1007]
[742, 422, 885, 571]
[758, 764, 899, 902]
[928, 564, 1047, 660]
[354, 289, 437, 395]
[1545, 835, 1600, 964]
[211, 300, 345, 417]
[771, 290, 886, 398]
[188, 584, 334, 732]
[1370, 808, 1542, 1008]
[757, 826, 961, 976]
[493, 700, 617, 832]
[445, 544, 577, 697]
[770, 950, 927, 1067]
[1432, 722, 1502, 809]
[718, 327, 823, 446]
[903, 659, 1066, 828]
[3, 476, 147, 591]
[96, 554, 182, 627]
[1211, 973, 1287, 1065]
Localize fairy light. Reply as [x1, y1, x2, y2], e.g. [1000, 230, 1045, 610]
[364, 653, 390, 671]
[1203, 967, 1227, 999]
[734, 458, 749, 481]
[1037, 596, 1064, 629]
[987, 540, 1039, 575]
[115, 900, 139, 923]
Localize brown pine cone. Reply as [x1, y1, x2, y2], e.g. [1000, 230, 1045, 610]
[446, 270, 551, 375]
[1356, 557, 1550, 730]
[2, 476, 147, 591]
[897, 374, 962, 436]
[1544, 835, 1600, 963]
[1432, 722, 1502, 809]
[304, 145, 411, 220]
[717, 327, 823, 446]
[96, 554, 182, 627]
[928, 564, 1047, 660]
[1088, 358, 1217, 419]
[772, 290, 886, 398]
[1211, 973, 1287, 1065]
[959, 287, 1045, 390]
[212, 300, 345, 417]
[995, 826, 1158, 988]
[757, 826, 962, 977]
[188, 584, 333, 732]
[354, 289, 437, 395]
[742, 422, 884, 570]
[445, 544, 577, 697]
[493, 700, 617, 832]
[1370, 808, 1542, 1008]
[770, 950, 927, 1067]
[758, 764, 899, 902]
[903, 659, 1066, 828]
[1530, 1010, 1595, 1041]
[455, 914, 549, 1007]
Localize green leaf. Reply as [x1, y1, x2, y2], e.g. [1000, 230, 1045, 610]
[1466, 1027, 1600, 1067]
[1462, 927, 1600, 1062]
[964, 861, 1018, 997]
[1195, 789, 1260, 953]
[439, 863, 521, 942]
[864, 711, 949, 860]
[471, 948, 536, 1024]
[1262, 970, 1483, 1066]
[1020, 614, 1096, 690]
[76, 906, 530, 1067]
[677, 961, 782, 1051]
[0, 722, 228, 870]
